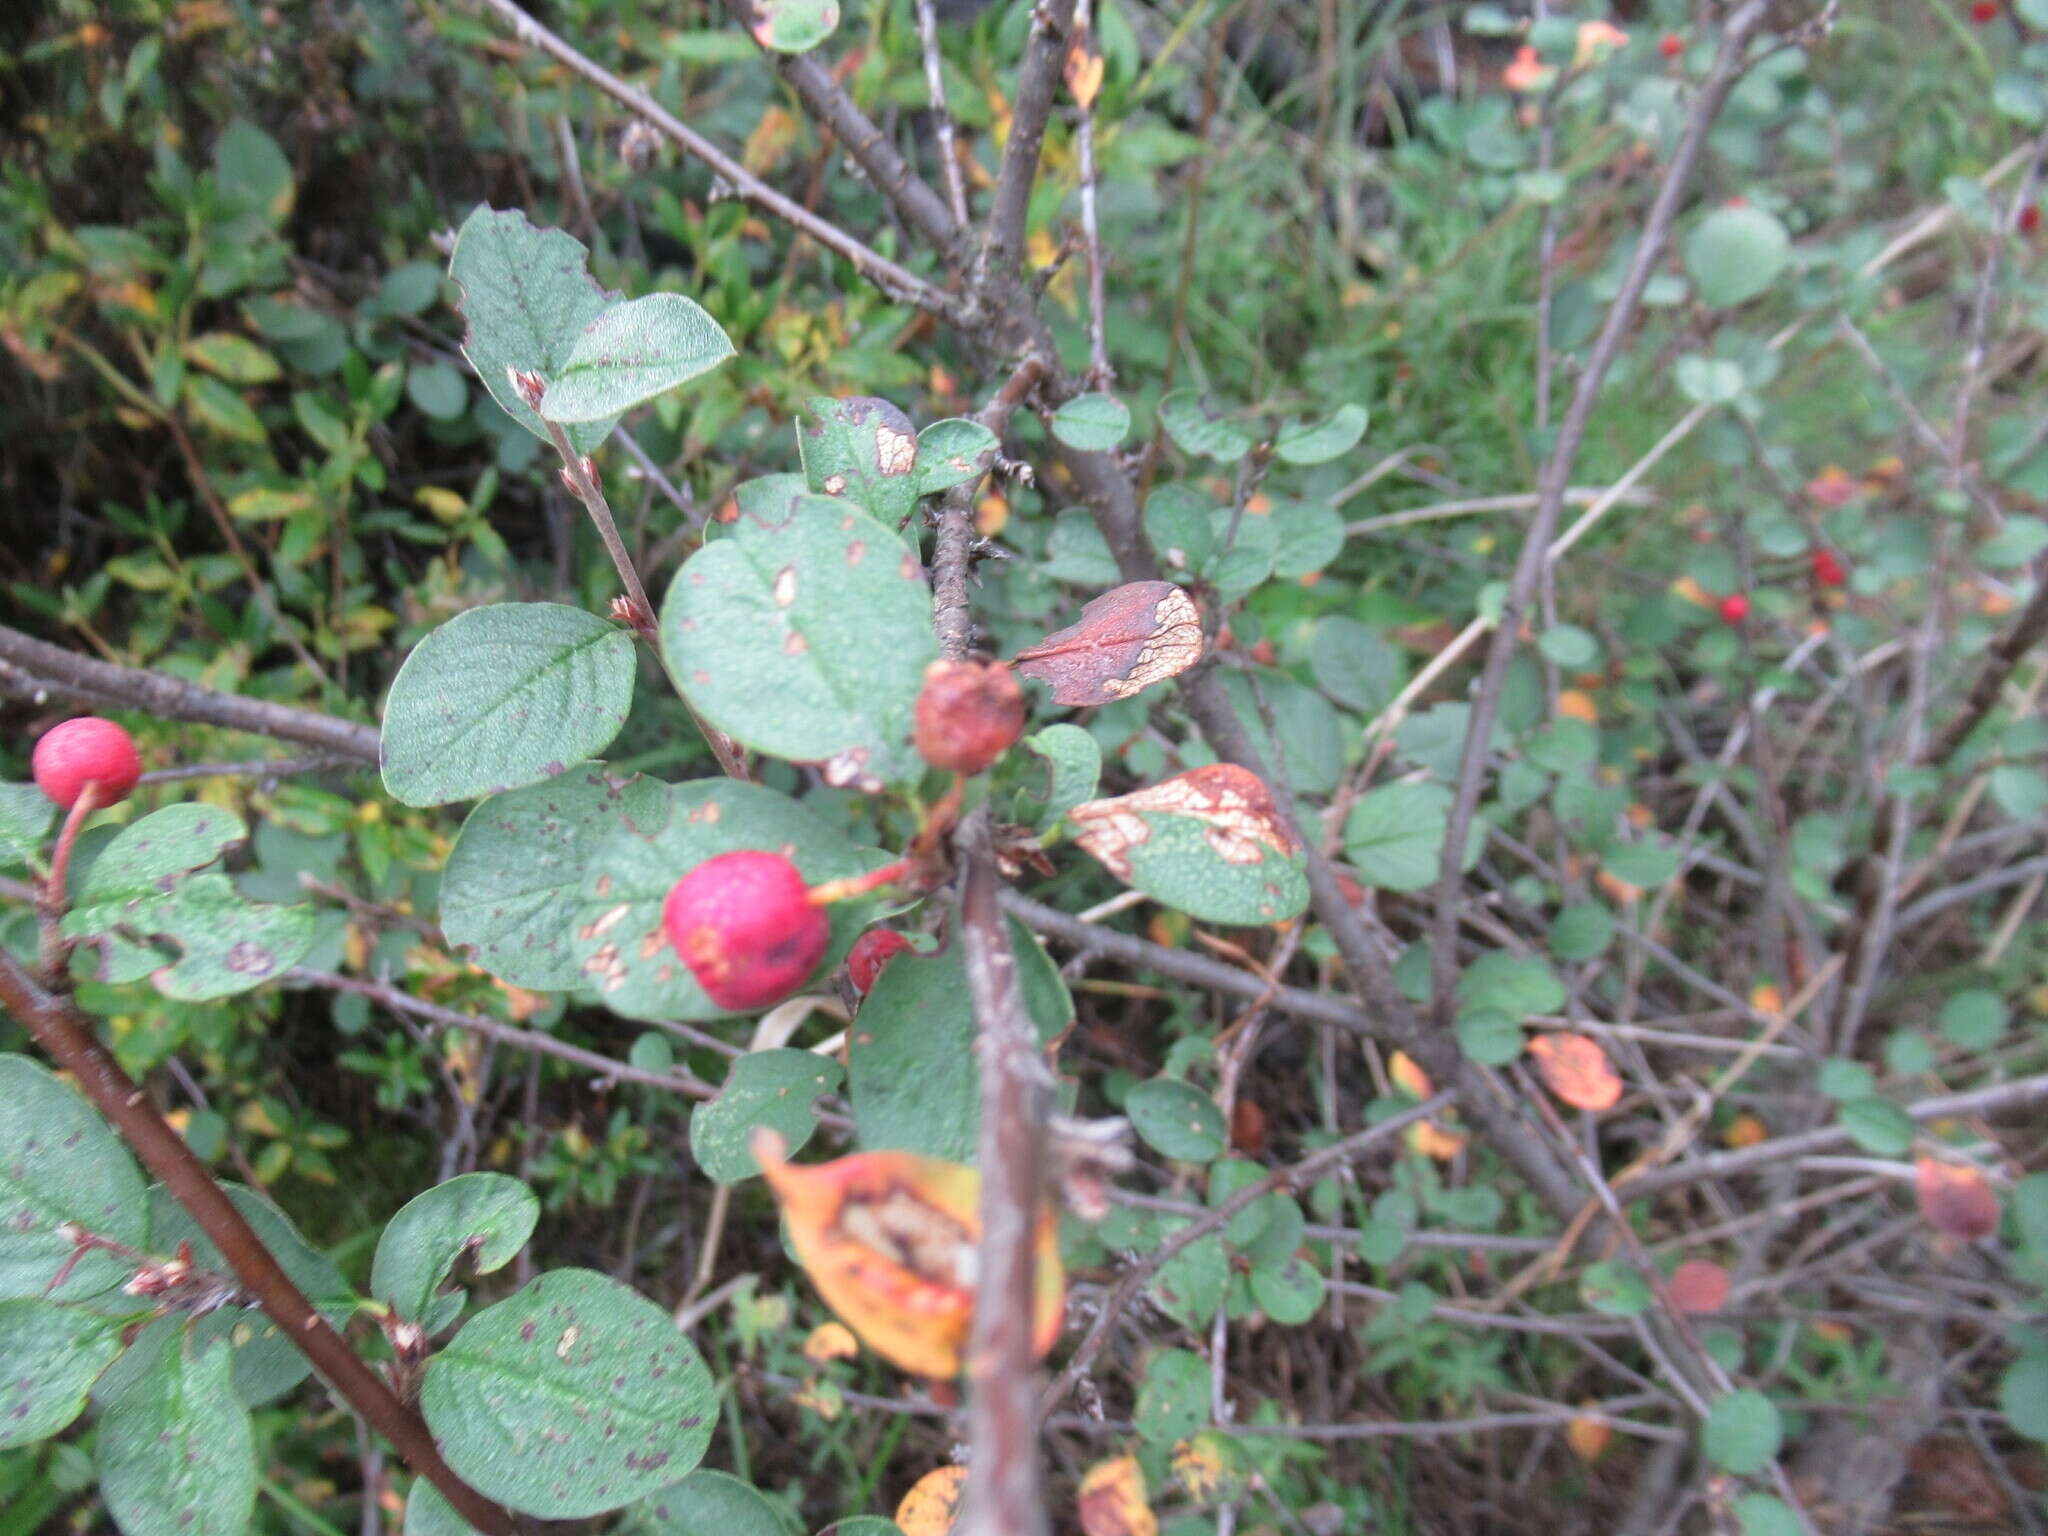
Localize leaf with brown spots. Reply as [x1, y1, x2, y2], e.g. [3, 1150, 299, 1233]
[896, 1466, 968, 1536]
[1067, 764, 1309, 924]
[799, 395, 924, 524]
[1915, 1158, 2000, 1241]
[1527, 1032, 1624, 1112]
[1015, 582, 1205, 706]
[1079, 1454, 1157, 1536]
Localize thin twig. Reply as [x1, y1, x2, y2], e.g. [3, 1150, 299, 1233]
[914, 0, 971, 228]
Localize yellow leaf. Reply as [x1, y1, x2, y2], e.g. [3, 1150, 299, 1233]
[1388, 1050, 1433, 1100]
[1078, 1455, 1156, 1536]
[803, 1321, 859, 1363]
[896, 1465, 968, 1536]
[414, 486, 469, 523]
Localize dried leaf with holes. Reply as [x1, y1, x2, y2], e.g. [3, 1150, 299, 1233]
[1014, 581, 1204, 706]
[1668, 1259, 1731, 1314]
[1915, 1158, 2000, 1241]
[1078, 1454, 1158, 1536]
[752, 1130, 1064, 1378]
[1526, 1032, 1623, 1112]
[895, 1465, 967, 1536]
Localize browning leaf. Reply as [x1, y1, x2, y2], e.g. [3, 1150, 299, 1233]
[1014, 581, 1203, 706]
[896, 1465, 967, 1536]
[1527, 1032, 1623, 1112]
[1915, 1157, 2000, 1241]
[1078, 1454, 1157, 1536]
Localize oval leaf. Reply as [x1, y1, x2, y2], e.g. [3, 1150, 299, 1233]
[539, 293, 734, 424]
[441, 764, 670, 990]
[1078, 1454, 1157, 1536]
[628, 1469, 790, 1536]
[1527, 1032, 1623, 1111]
[380, 603, 636, 808]
[98, 1336, 255, 1536]
[1014, 581, 1204, 706]
[1272, 402, 1367, 465]
[372, 1173, 541, 1327]
[0, 1299, 124, 1449]
[913, 418, 998, 495]
[0, 1054, 149, 1301]
[1125, 1078, 1226, 1163]
[1683, 205, 1790, 309]
[1068, 764, 1309, 924]
[421, 1269, 715, 1518]
[1051, 393, 1132, 452]
[749, 0, 839, 52]
[797, 396, 922, 525]
[661, 493, 935, 789]
[1702, 1388, 1783, 1475]
[1158, 391, 1253, 461]
[690, 1048, 843, 1183]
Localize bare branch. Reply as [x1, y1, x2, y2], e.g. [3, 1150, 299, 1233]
[982, 0, 1080, 280]
[915, 0, 972, 228]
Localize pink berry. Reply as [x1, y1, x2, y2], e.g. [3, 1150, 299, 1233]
[32, 717, 142, 809]
[1717, 594, 1750, 625]
[663, 851, 828, 1011]
[847, 929, 914, 994]
[1659, 33, 1683, 58]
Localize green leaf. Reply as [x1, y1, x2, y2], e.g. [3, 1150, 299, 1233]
[1579, 1260, 1652, 1317]
[567, 779, 872, 1022]
[380, 603, 636, 808]
[405, 1482, 481, 1536]
[2003, 1352, 2048, 1442]
[183, 374, 266, 442]
[689, 1049, 842, 1183]
[1310, 618, 1404, 713]
[1158, 391, 1253, 461]
[182, 332, 280, 384]
[1143, 484, 1218, 575]
[1268, 499, 1345, 579]
[1674, 354, 1745, 405]
[1020, 723, 1101, 830]
[847, 920, 1071, 1162]
[661, 493, 935, 789]
[1345, 782, 1453, 892]
[372, 1173, 540, 1327]
[912, 418, 998, 495]
[1537, 625, 1601, 669]
[0, 1300, 124, 1449]
[1070, 766, 1311, 925]
[1147, 1224, 1228, 1329]
[1050, 392, 1131, 452]
[1994, 70, 2047, 126]
[1549, 902, 1615, 961]
[1272, 403, 1367, 465]
[1938, 989, 2006, 1051]
[538, 293, 733, 424]
[627, 1469, 791, 1536]
[1249, 1253, 1325, 1325]
[137, 1183, 353, 1406]
[448, 205, 619, 453]
[1733, 1494, 1803, 1536]
[1839, 1097, 1913, 1156]
[1126, 1078, 1226, 1162]
[1989, 764, 2048, 822]
[441, 764, 670, 990]
[213, 119, 293, 224]
[1702, 1389, 1783, 1475]
[746, 0, 839, 52]
[1043, 509, 1123, 584]
[98, 1336, 254, 1536]
[0, 1055, 148, 1301]
[62, 809, 315, 998]
[0, 783, 54, 868]
[1817, 1059, 1874, 1101]
[1456, 1009, 1523, 1066]
[1684, 206, 1790, 308]
[796, 396, 923, 525]
[1603, 839, 1680, 889]
[1457, 951, 1565, 1018]
[408, 361, 470, 421]
[421, 1269, 715, 1518]
[1136, 1348, 1210, 1446]
[2012, 1173, 2048, 1252]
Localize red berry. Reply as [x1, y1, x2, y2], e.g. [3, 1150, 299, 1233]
[1659, 33, 1683, 58]
[1249, 638, 1278, 667]
[1717, 593, 1750, 625]
[2021, 204, 2042, 235]
[846, 929, 913, 994]
[1810, 549, 1847, 587]
[1971, 0, 1999, 21]
[32, 717, 142, 809]
[914, 659, 1026, 776]
[663, 851, 828, 1011]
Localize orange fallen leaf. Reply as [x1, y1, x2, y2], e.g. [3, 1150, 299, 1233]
[754, 1130, 1065, 1379]
[1557, 689, 1598, 723]
[1078, 1454, 1157, 1536]
[803, 1321, 860, 1363]
[1527, 1033, 1623, 1112]
[896, 1465, 967, 1536]
[1724, 1112, 1768, 1149]
[1668, 1258, 1731, 1314]
[1388, 1050, 1434, 1100]
[1915, 1158, 2000, 1242]
[1749, 980, 1784, 1017]
[1407, 1118, 1468, 1161]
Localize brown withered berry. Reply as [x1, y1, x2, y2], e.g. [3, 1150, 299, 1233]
[913, 659, 1025, 776]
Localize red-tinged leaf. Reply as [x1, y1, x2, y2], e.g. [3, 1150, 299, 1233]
[1669, 1258, 1731, 1314]
[1014, 581, 1204, 706]
[1067, 764, 1309, 925]
[748, 0, 838, 53]
[1915, 1157, 2000, 1241]
[1527, 1032, 1623, 1111]
[1078, 1454, 1157, 1536]
[1804, 465, 1859, 507]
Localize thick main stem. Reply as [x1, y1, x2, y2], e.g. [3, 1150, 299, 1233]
[0, 951, 520, 1536]
[955, 810, 1051, 1536]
